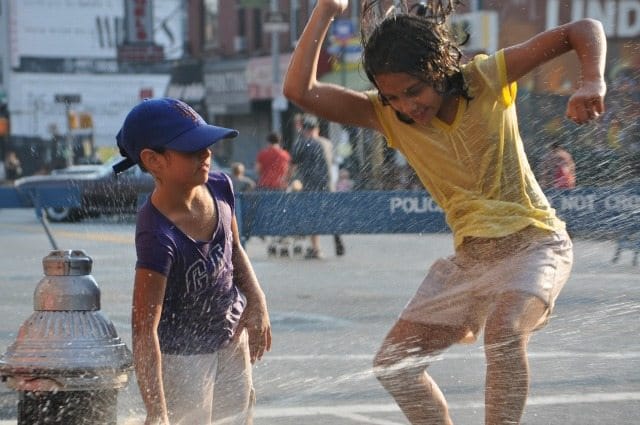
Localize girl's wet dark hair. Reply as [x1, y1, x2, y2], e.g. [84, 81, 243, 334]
[363, 14, 470, 98]
[361, 5, 472, 122]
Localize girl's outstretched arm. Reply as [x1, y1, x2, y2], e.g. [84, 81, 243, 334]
[283, 0, 381, 131]
[504, 18, 607, 124]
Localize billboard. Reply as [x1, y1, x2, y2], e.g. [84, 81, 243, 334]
[9, 72, 170, 147]
[9, 0, 184, 67]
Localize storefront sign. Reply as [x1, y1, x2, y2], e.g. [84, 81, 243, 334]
[203, 60, 250, 115]
[546, 0, 640, 38]
[246, 54, 292, 100]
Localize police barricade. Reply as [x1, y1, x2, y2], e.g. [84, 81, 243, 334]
[236, 190, 447, 241]
[236, 187, 640, 242]
[2, 185, 638, 244]
[0, 186, 81, 211]
[546, 186, 640, 237]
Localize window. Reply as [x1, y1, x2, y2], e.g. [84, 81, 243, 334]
[203, 0, 219, 49]
[252, 8, 263, 50]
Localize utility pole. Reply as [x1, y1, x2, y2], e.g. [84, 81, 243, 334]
[270, 0, 282, 133]
[264, 2, 290, 133]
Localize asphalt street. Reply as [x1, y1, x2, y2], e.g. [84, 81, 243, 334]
[0, 208, 638, 424]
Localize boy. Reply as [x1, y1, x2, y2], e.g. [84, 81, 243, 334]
[113, 97, 271, 425]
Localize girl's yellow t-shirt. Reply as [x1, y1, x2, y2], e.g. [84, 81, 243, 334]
[368, 49, 565, 248]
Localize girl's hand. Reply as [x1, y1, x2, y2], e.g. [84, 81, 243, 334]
[318, 0, 348, 15]
[566, 79, 606, 124]
[144, 413, 170, 425]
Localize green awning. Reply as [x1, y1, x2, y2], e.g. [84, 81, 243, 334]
[320, 70, 372, 91]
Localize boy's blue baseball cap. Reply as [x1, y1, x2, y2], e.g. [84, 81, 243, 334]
[113, 97, 238, 174]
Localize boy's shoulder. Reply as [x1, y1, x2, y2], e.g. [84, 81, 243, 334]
[207, 171, 233, 194]
[206, 171, 235, 206]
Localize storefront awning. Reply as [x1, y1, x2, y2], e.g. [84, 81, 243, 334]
[319, 69, 372, 91]
[165, 60, 205, 105]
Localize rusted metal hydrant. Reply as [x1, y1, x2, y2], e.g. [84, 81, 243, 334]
[0, 250, 133, 424]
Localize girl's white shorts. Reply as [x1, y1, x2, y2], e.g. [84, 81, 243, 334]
[400, 226, 573, 342]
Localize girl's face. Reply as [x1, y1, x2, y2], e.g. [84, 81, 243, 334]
[374, 72, 444, 126]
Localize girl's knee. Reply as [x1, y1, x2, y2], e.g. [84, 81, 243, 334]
[372, 343, 435, 385]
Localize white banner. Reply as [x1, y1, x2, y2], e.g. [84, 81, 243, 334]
[9, 72, 170, 147]
[9, 0, 184, 66]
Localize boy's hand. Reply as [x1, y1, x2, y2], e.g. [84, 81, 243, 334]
[566, 79, 606, 124]
[239, 301, 272, 363]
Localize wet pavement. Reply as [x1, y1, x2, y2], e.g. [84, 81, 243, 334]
[0, 208, 638, 424]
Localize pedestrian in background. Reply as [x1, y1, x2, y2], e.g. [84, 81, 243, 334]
[335, 167, 354, 192]
[616, 88, 640, 180]
[536, 141, 577, 189]
[113, 97, 271, 425]
[255, 132, 291, 191]
[4, 151, 23, 181]
[291, 114, 344, 258]
[255, 131, 294, 256]
[333, 167, 354, 256]
[284, 0, 606, 423]
[230, 162, 256, 192]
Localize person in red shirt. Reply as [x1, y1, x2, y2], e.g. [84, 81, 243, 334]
[255, 132, 291, 190]
[537, 141, 577, 190]
[255, 132, 295, 257]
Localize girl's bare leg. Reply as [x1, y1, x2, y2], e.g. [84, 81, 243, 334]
[373, 319, 469, 425]
[484, 292, 547, 425]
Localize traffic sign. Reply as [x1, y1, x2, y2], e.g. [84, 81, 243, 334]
[332, 19, 355, 41]
[264, 11, 289, 33]
[54, 94, 81, 104]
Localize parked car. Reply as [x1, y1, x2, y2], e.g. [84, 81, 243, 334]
[14, 156, 155, 222]
[15, 156, 234, 222]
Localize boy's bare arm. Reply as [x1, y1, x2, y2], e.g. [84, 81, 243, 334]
[231, 215, 272, 363]
[132, 268, 170, 425]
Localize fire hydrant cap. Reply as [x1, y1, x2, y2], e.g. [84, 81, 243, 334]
[43, 250, 93, 276]
[35, 249, 100, 311]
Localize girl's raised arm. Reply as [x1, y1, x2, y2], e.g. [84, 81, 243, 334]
[283, 0, 381, 131]
[504, 18, 607, 124]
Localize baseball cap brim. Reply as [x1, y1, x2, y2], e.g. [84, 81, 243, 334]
[112, 124, 238, 175]
[165, 124, 238, 153]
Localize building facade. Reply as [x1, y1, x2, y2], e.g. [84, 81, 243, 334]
[174, 0, 638, 183]
[0, 0, 183, 172]
[2, 0, 636, 177]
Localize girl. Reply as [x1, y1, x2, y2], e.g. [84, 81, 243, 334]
[283, 1, 606, 424]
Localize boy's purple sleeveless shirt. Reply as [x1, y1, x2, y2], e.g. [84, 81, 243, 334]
[135, 172, 246, 355]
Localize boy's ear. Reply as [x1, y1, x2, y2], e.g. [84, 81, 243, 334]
[139, 148, 163, 173]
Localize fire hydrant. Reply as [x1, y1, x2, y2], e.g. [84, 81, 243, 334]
[0, 250, 133, 425]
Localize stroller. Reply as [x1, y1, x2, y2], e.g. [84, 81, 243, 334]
[266, 179, 306, 258]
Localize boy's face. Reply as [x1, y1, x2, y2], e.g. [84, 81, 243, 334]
[375, 72, 444, 126]
[145, 147, 212, 185]
[169, 148, 212, 183]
